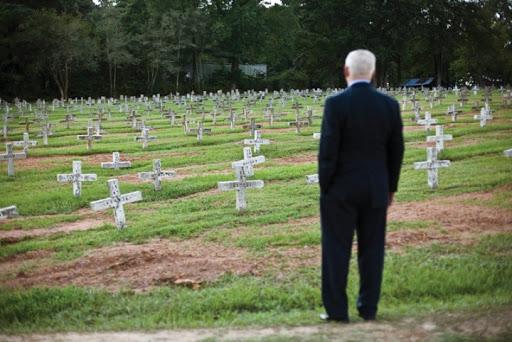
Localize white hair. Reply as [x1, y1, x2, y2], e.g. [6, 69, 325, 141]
[345, 49, 376, 78]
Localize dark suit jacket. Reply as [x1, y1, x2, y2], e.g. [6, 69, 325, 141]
[318, 82, 404, 208]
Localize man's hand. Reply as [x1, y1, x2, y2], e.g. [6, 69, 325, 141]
[388, 192, 395, 207]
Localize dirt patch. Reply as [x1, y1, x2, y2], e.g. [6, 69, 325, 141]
[273, 153, 317, 165]
[0, 218, 105, 244]
[386, 191, 512, 250]
[0, 250, 54, 281]
[3, 239, 259, 292]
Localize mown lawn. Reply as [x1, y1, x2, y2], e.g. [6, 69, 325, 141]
[0, 90, 511, 335]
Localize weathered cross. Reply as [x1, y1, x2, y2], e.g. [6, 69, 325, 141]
[90, 179, 143, 229]
[77, 127, 102, 150]
[0, 205, 18, 220]
[244, 130, 270, 153]
[227, 109, 237, 129]
[414, 147, 450, 189]
[19, 117, 34, 133]
[12, 132, 37, 153]
[447, 104, 461, 122]
[138, 159, 176, 191]
[306, 174, 319, 184]
[60, 114, 75, 129]
[195, 122, 212, 143]
[474, 106, 492, 128]
[218, 166, 264, 211]
[242, 118, 262, 136]
[0, 143, 26, 176]
[38, 123, 53, 145]
[57, 160, 97, 197]
[426, 125, 453, 151]
[231, 147, 265, 177]
[101, 152, 132, 169]
[135, 127, 156, 149]
[305, 107, 321, 126]
[288, 114, 309, 134]
[417, 111, 437, 131]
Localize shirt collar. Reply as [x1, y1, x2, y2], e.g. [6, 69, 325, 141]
[348, 79, 371, 87]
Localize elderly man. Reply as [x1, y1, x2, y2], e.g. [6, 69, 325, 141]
[318, 49, 404, 322]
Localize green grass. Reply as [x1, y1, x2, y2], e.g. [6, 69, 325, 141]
[0, 91, 511, 334]
[1, 234, 510, 333]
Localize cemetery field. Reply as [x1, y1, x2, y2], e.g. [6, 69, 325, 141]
[0, 90, 512, 340]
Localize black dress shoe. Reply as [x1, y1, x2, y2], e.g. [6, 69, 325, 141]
[319, 313, 349, 323]
[358, 312, 376, 321]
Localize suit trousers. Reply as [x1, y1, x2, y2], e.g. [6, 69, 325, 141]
[320, 191, 387, 320]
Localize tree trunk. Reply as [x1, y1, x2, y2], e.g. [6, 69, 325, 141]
[113, 62, 117, 97]
[231, 56, 240, 89]
[108, 60, 113, 97]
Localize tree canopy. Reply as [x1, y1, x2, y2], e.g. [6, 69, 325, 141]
[1, 0, 511, 99]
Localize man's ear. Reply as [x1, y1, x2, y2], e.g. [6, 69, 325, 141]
[343, 66, 350, 79]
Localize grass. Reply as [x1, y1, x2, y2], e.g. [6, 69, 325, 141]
[0, 234, 511, 333]
[0, 91, 511, 336]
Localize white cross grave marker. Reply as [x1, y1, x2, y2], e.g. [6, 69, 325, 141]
[306, 174, 319, 184]
[414, 147, 450, 189]
[426, 125, 453, 151]
[313, 133, 321, 139]
[504, 149, 512, 157]
[0, 143, 26, 176]
[38, 123, 53, 145]
[417, 111, 437, 131]
[0, 205, 18, 220]
[218, 166, 264, 211]
[12, 132, 37, 153]
[474, 107, 492, 128]
[243, 130, 270, 153]
[231, 147, 265, 177]
[90, 179, 143, 229]
[101, 152, 132, 169]
[77, 127, 102, 150]
[135, 127, 156, 149]
[57, 160, 97, 197]
[138, 159, 176, 191]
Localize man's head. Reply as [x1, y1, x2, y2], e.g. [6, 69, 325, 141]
[344, 49, 376, 83]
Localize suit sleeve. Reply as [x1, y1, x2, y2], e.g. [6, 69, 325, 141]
[318, 97, 341, 193]
[387, 101, 404, 192]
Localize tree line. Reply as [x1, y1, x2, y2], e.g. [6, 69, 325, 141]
[1, 0, 511, 100]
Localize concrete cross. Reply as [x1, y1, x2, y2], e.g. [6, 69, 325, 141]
[313, 133, 321, 139]
[306, 174, 319, 184]
[12, 132, 37, 153]
[228, 109, 236, 129]
[90, 179, 143, 229]
[474, 106, 492, 128]
[426, 125, 453, 151]
[244, 130, 270, 153]
[218, 166, 264, 211]
[504, 149, 512, 157]
[77, 127, 102, 150]
[417, 112, 437, 131]
[0, 205, 18, 220]
[242, 118, 262, 136]
[231, 147, 265, 177]
[101, 152, 132, 169]
[288, 114, 309, 134]
[0, 143, 26, 176]
[60, 114, 75, 129]
[38, 123, 53, 145]
[138, 159, 176, 191]
[264, 107, 281, 126]
[195, 122, 212, 143]
[135, 128, 156, 149]
[305, 107, 321, 126]
[57, 160, 97, 197]
[447, 104, 461, 122]
[414, 147, 450, 189]
[19, 117, 34, 133]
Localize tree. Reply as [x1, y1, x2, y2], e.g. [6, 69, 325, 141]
[19, 9, 97, 99]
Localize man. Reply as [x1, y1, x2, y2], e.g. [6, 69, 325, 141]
[318, 49, 404, 322]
